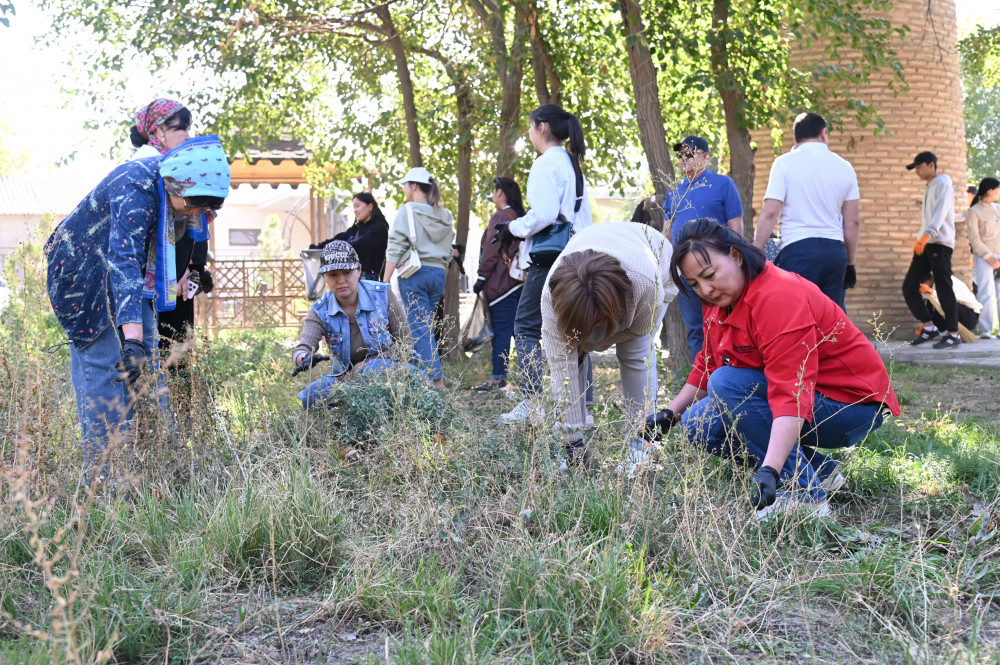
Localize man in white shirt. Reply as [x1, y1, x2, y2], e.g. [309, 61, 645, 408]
[901, 151, 961, 348]
[753, 112, 861, 310]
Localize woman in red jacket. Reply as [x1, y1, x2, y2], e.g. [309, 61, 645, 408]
[652, 219, 900, 519]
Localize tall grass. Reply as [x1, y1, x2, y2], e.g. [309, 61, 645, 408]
[3, 245, 1000, 662]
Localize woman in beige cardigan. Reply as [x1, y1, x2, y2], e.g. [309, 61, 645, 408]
[541, 221, 677, 470]
[966, 177, 1000, 336]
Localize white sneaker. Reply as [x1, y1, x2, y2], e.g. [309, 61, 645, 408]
[616, 440, 655, 477]
[755, 494, 832, 521]
[821, 471, 846, 494]
[500, 399, 545, 425]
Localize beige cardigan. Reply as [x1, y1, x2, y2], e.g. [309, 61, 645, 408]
[966, 201, 1000, 259]
[541, 222, 677, 432]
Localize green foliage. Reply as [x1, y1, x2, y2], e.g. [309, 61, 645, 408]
[323, 365, 446, 444]
[0, 214, 65, 355]
[961, 26, 1000, 182]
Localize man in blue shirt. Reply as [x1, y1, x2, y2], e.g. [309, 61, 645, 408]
[663, 136, 744, 359]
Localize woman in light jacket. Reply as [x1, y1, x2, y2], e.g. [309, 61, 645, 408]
[383, 167, 456, 390]
[541, 222, 676, 469]
[965, 177, 1000, 336]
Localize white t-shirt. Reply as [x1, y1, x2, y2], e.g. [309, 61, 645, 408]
[763, 141, 860, 247]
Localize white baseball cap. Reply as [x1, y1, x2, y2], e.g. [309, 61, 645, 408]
[395, 166, 434, 185]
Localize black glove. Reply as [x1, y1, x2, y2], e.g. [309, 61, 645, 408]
[292, 353, 330, 377]
[473, 277, 486, 295]
[844, 265, 857, 290]
[200, 269, 214, 294]
[643, 408, 679, 441]
[492, 222, 516, 247]
[749, 465, 780, 510]
[115, 339, 147, 388]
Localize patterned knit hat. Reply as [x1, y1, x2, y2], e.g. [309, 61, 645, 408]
[319, 240, 362, 273]
[160, 135, 231, 198]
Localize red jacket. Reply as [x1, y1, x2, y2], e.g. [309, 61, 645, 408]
[687, 263, 901, 421]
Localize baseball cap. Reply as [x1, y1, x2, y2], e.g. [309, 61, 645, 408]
[905, 151, 937, 170]
[395, 166, 434, 185]
[318, 240, 362, 274]
[672, 136, 710, 153]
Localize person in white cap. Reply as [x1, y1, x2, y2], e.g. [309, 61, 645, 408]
[383, 167, 456, 390]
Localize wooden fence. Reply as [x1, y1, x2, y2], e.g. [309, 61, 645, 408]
[196, 258, 311, 331]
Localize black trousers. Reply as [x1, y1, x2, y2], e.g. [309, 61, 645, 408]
[902, 244, 957, 332]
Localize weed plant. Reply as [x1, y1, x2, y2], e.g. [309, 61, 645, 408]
[2, 245, 1000, 662]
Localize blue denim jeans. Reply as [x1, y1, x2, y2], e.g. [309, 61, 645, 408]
[489, 289, 521, 381]
[298, 358, 396, 409]
[677, 288, 705, 360]
[69, 299, 162, 472]
[682, 366, 885, 500]
[776, 237, 848, 310]
[398, 266, 446, 381]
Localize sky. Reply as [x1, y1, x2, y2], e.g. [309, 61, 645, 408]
[1, 0, 999, 176]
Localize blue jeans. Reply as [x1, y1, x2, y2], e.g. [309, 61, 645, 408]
[69, 300, 162, 472]
[682, 366, 885, 500]
[677, 288, 705, 360]
[489, 289, 521, 381]
[298, 358, 396, 409]
[398, 266, 446, 381]
[776, 237, 848, 310]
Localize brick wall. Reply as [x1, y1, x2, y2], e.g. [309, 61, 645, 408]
[751, 0, 969, 337]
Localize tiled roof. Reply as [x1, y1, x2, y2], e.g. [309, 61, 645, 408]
[243, 138, 311, 165]
[0, 174, 100, 215]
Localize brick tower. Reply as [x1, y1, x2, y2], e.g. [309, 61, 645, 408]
[751, 0, 968, 336]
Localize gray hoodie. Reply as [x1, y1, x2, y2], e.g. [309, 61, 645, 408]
[920, 173, 955, 249]
[386, 202, 456, 271]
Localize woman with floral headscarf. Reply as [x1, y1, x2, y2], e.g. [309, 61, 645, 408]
[130, 98, 193, 158]
[128, 98, 211, 350]
[46, 136, 231, 479]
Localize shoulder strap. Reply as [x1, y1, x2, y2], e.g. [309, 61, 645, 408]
[405, 203, 417, 243]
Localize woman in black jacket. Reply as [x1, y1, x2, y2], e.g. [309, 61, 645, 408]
[313, 192, 390, 281]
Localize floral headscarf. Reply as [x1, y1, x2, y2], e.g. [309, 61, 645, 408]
[133, 98, 186, 154]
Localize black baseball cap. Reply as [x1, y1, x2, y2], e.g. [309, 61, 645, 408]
[672, 136, 710, 153]
[906, 151, 937, 170]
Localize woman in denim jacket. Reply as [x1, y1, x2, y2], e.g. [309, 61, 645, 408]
[293, 241, 412, 408]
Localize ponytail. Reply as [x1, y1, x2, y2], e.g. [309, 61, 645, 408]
[415, 178, 442, 211]
[971, 177, 1000, 208]
[530, 104, 586, 210]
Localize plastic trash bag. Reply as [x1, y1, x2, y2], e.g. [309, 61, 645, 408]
[460, 294, 493, 355]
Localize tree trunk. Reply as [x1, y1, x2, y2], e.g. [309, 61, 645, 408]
[709, 0, 756, 236]
[618, 0, 674, 200]
[660, 304, 691, 372]
[497, 13, 527, 176]
[466, 0, 527, 177]
[374, 3, 423, 167]
[511, 0, 560, 105]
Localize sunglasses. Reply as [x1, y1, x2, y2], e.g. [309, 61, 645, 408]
[183, 197, 224, 211]
[675, 151, 698, 160]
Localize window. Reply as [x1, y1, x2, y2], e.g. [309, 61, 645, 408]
[229, 229, 261, 246]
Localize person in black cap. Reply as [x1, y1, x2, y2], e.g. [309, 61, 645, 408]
[662, 135, 743, 360]
[901, 150, 961, 348]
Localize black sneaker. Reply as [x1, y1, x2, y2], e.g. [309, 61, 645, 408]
[472, 380, 506, 393]
[911, 327, 940, 345]
[932, 333, 961, 349]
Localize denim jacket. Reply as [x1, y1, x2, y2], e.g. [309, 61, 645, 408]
[312, 280, 393, 367]
[45, 158, 161, 349]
